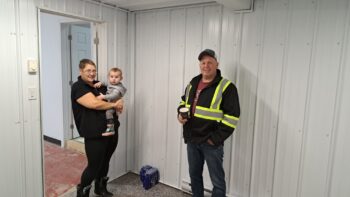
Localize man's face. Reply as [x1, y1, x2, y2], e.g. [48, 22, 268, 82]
[109, 71, 122, 85]
[80, 63, 97, 84]
[199, 56, 218, 80]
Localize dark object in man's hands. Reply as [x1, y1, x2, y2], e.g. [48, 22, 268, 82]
[179, 107, 189, 119]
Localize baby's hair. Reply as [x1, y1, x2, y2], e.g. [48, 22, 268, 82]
[109, 67, 122, 75]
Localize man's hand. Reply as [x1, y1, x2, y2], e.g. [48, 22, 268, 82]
[114, 99, 124, 113]
[102, 132, 115, 136]
[207, 138, 214, 146]
[177, 114, 188, 125]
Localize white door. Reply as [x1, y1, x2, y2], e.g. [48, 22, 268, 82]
[70, 24, 92, 138]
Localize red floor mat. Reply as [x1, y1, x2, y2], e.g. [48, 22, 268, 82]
[44, 141, 87, 197]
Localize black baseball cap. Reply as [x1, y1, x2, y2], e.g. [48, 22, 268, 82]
[198, 49, 217, 61]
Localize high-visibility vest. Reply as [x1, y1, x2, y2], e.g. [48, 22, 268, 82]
[183, 78, 239, 128]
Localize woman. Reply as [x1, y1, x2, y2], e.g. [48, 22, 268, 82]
[71, 59, 123, 197]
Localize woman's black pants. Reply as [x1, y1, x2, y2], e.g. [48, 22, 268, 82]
[80, 134, 118, 187]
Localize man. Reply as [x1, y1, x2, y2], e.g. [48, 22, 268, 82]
[177, 49, 240, 197]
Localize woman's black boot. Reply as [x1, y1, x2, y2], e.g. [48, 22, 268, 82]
[94, 176, 113, 196]
[76, 184, 91, 197]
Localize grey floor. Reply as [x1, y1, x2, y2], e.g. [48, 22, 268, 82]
[61, 172, 191, 197]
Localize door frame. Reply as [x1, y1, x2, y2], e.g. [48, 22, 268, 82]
[38, 8, 108, 145]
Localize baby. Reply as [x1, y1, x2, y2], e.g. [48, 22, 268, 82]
[95, 67, 127, 135]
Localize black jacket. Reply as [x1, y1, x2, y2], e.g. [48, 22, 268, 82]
[178, 70, 240, 145]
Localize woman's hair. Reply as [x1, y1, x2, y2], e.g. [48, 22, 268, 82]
[79, 59, 96, 69]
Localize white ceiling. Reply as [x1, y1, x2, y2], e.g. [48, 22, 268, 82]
[100, 0, 252, 11]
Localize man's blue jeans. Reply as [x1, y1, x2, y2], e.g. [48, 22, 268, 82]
[187, 142, 226, 197]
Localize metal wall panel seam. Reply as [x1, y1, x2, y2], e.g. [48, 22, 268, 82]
[164, 10, 171, 182]
[127, 12, 137, 171]
[82, 0, 86, 18]
[227, 11, 244, 195]
[170, 9, 186, 187]
[96, 2, 102, 19]
[200, 6, 205, 49]
[271, 0, 293, 196]
[136, 13, 144, 169]
[151, 11, 157, 174]
[114, 12, 118, 70]
[249, 0, 268, 195]
[236, 11, 245, 195]
[23, 1, 42, 195]
[324, 0, 350, 196]
[63, 0, 66, 12]
[14, 0, 26, 196]
[237, 1, 265, 195]
[134, 13, 141, 170]
[296, 0, 320, 196]
[226, 10, 235, 195]
[217, 5, 224, 60]
[176, 8, 186, 188]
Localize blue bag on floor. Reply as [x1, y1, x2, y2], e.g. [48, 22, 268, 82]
[139, 165, 159, 190]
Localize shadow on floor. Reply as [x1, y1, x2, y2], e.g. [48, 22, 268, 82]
[61, 172, 191, 197]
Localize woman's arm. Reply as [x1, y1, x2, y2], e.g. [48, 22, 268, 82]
[77, 92, 123, 112]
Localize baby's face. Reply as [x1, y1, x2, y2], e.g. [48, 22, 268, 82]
[109, 71, 122, 85]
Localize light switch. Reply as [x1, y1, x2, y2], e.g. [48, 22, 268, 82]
[28, 87, 37, 100]
[28, 59, 38, 73]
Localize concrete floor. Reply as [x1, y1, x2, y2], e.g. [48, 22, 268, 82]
[61, 172, 191, 197]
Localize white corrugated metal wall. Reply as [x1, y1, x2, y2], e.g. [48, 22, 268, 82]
[132, 0, 350, 196]
[2, 0, 350, 196]
[0, 0, 128, 196]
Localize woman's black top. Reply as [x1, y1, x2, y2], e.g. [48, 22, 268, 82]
[71, 76, 119, 138]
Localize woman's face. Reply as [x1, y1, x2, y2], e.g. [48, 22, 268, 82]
[80, 63, 97, 84]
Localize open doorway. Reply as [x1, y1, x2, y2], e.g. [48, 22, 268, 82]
[39, 11, 99, 196]
[62, 22, 92, 141]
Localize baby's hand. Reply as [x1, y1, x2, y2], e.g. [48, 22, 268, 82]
[96, 94, 105, 100]
[94, 82, 102, 88]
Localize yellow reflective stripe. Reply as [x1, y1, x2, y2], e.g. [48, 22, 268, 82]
[224, 114, 239, 121]
[210, 79, 224, 108]
[196, 106, 223, 113]
[222, 120, 236, 128]
[180, 101, 185, 105]
[194, 113, 221, 121]
[222, 114, 239, 128]
[185, 84, 192, 105]
[223, 80, 231, 92]
[216, 80, 231, 109]
[185, 104, 191, 108]
[211, 78, 230, 109]
[195, 106, 223, 120]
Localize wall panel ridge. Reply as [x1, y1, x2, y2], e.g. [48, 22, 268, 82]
[228, 0, 266, 196]
[250, 0, 290, 196]
[298, 0, 350, 196]
[272, 0, 317, 196]
[328, 1, 350, 196]
[0, 0, 26, 196]
[323, 0, 350, 196]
